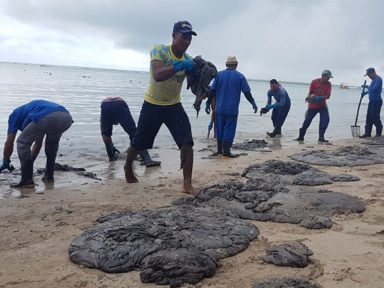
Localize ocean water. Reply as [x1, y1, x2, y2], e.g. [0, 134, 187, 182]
[0, 62, 366, 197]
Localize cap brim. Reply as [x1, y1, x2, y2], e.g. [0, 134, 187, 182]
[180, 30, 197, 36]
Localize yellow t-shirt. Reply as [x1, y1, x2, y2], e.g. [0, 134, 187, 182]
[144, 44, 192, 106]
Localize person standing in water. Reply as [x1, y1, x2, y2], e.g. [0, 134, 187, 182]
[205, 56, 257, 157]
[261, 79, 291, 138]
[295, 70, 333, 143]
[359, 67, 383, 138]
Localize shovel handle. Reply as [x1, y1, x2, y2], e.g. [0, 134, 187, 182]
[355, 80, 367, 126]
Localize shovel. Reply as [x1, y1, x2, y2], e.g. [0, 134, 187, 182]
[351, 80, 367, 138]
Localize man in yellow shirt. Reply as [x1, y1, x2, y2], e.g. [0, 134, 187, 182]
[124, 21, 196, 194]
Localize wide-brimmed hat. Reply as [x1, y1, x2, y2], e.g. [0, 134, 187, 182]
[226, 56, 238, 65]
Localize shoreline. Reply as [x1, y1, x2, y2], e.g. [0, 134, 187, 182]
[0, 138, 383, 288]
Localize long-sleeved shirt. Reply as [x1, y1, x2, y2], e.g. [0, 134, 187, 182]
[368, 75, 383, 102]
[267, 86, 291, 108]
[210, 68, 251, 115]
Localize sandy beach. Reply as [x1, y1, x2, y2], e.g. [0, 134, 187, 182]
[0, 138, 383, 288]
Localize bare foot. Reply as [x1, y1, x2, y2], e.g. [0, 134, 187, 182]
[182, 183, 196, 195]
[124, 165, 138, 183]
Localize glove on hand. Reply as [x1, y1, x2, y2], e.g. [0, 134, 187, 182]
[251, 100, 258, 113]
[260, 107, 270, 115]
[361, 84, 369, 89]
[205, 102, 211, 114]
[173, 60, 196, 73]
[361, 91, 369, 97]
[313, 95, 324, 102]
[266, 103, 278, 109]
[306, 96, 316, 103]
[0, 159, 12, 172]
[306, 95, 323, 103]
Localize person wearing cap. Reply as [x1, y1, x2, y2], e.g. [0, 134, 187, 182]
[295, 70, 333, 143]
[205, 56, 257, 157]
[261, 79, 291, 138]
[124, 21, 197, 194]
[0, 99, 73, 187]
[100, 96, 161, 166]
[359, 67, 383, 138]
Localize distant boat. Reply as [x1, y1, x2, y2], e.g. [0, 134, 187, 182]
[339, 83, 349, 89]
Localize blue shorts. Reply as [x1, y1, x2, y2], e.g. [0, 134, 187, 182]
[100, 100, 137, 140]
[132, 101, 194, 150]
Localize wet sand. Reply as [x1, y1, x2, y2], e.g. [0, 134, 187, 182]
[0, 138, 383, 288]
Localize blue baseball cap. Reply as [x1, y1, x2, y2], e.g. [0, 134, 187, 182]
[365, 67, 375, 76]
[173, 21, 197, 36]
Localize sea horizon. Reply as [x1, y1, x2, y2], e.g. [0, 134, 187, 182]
[1, 60, 362, 89]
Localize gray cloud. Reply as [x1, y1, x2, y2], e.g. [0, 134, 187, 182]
[2, 0, 384, 84]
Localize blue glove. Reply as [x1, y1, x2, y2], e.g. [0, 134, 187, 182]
[266, 103, 278, 109]
[251, 100, 258, 113]
[361, 84, 369, 89]
[0, 159, 11, 172]
[173, 60, 196, 73]
[361, 91, 369, 97]
[205, 102, 211, 114]
[313, 95, 324, 102]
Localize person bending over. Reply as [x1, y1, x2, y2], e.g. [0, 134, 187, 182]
[261, 79, 291, 138]
[0, 99, 72, 187]
[100, 96, 160, 167]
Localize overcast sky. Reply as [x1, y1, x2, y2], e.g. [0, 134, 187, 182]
[0, 0, 383, 85]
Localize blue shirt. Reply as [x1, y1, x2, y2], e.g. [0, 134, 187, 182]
[368, 75, 382, 102]
[7, 99, 69, 133]
[211, 69, 251, 115]
[267, 86, 291, 108]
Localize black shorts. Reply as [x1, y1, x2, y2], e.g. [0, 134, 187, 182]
[100, 100, 137, 139]
[132, 101, 194, 150]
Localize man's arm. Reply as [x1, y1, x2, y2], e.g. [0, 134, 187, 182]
[244, 91, 258, 113]
[3, 133, 16, 161]
[323, 83, 332, 99]
[151, 60, 176, 82]
[267, 89, 286, 108]
[205, 90, 216, 114]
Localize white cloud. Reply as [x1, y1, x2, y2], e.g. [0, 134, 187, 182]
[1, 0, 383, 85]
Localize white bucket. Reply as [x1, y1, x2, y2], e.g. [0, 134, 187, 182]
[351, 125, 360, 138]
